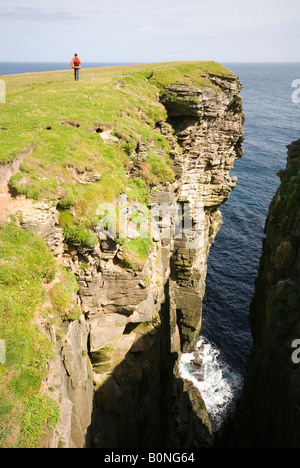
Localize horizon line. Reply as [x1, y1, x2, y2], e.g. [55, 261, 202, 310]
[0, 60, 300, 64]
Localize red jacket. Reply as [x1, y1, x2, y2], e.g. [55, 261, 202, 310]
[71, 57, 81, 69]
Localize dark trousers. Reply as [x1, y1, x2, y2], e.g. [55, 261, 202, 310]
[74, 68, 79, 81]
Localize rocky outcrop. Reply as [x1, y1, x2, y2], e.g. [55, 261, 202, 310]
[19, 201, 64, 256]
[162, 76, 244, 352]
[223, 139, 300, 448]
[40, 318, 94, 448]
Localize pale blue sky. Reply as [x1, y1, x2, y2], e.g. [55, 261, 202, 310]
[1, 0, 299, 63]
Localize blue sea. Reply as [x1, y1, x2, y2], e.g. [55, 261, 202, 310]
[0, 62, 137, 76]
[1, 61, 300, 430]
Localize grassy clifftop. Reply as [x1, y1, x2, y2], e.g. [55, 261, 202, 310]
[0, 61, 234, 199]
[0, 61, 235, 250]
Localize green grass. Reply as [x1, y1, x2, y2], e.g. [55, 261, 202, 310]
[1, 64, 173, 210]
[0, 61, 234, 203]
[127, 177, 151, 204]
[117, 236, 153, 270]
[147, 61, 235, 91]
[58, 209, 98, 247]
[0, 223, 62, 447]
[48, 264, 81, 323]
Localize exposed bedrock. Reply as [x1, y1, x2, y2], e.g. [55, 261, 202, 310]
[162, 76, 245, 353]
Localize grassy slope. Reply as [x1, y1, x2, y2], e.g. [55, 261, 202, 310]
[0, 62, 234, 194]
[0, 224, 54, 447]
[0, 222, 83, 447]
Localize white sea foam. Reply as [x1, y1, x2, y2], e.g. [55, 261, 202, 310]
[179, 336, 242, 432]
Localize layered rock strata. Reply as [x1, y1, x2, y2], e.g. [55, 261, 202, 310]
[162, 77, 244, 353]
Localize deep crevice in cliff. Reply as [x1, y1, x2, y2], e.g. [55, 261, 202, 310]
[217, 139, 300, 448]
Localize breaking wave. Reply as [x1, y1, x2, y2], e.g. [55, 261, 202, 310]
[179, 336, 242, 432]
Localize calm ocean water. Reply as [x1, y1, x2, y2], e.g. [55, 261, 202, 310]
[0, 62, 136, 76]
[1, 61, 300, 428]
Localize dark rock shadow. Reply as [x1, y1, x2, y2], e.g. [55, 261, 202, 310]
[85, 282, 212, 449]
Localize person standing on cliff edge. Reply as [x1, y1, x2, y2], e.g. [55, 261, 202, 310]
[70, 53, 81, 81]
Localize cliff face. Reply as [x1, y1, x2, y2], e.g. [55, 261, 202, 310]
[226, 139, 300, 448]
[0, 63, 244, 448]
[161, 76, 244, 353]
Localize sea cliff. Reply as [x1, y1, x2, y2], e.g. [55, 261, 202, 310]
[221, 139, 300, 448]
[0, 62, 244, 448]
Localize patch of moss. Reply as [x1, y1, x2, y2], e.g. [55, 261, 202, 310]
[49, 265, 80, 323]
[58, 210, 98, 247]
[118, 237, 153, 270]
